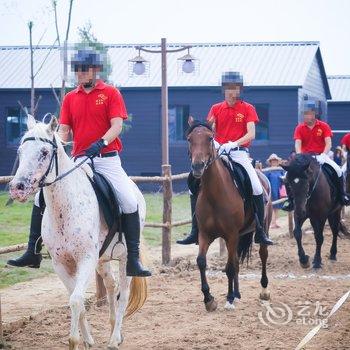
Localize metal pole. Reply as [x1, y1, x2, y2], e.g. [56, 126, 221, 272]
[161, 38, 169, 165]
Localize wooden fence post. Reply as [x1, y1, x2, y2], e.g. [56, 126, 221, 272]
[95, 271, 106, 306]
[162, 164, 172, 265]
[288, 211, 294, 238]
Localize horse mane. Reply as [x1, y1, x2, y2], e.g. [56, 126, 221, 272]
[186, 120, 212, 137]
[287, 153, 317, 175]
[21, 119, 72, 148]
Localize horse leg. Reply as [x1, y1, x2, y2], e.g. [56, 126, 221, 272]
[96, 261, 118, 342]
[310, 218, 326, 269]
[108, 255, 131, 349]
[52, 260, 94, 349]
[69, 257, 97, 350]
[259, 244, 270, 300]
[197, 236, 216, 312]
[293, 216, 309, 268]
[328, 210, 341, 261]
[224, 235, 240, 310]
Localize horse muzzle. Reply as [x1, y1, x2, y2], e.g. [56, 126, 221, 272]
[191, 161, 205, 178]
[9, 178, 35, 202]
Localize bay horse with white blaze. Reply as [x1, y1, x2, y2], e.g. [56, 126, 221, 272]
[9, 115, 147, 350]
[187, 119, 272, 311]
[281, 154, 349, 269]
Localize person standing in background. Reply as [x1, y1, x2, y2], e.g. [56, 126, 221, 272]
[265, 153, 285, 228]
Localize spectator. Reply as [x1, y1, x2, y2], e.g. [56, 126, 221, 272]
[265, 153, 285, 229]
[333, 146, 345, 167]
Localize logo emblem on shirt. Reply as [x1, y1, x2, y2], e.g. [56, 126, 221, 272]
[96, 93, 108, 105]
[235, 113, 244, 122]
[316, 128, 323, 137]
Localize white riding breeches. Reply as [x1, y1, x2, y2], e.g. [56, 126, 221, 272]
[316, 154, 343, 177]
[34, 155, 138, 213]
[227, 150, 263, 195]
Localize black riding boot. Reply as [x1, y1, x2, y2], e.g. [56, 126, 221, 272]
[336, 175, 350, 206]
[122, 211, 151, 277]
[253, 194, 273, 245]
[7, 205, 43, 268]
[176, 194, 199, 245]
[281, 180, 294, 212]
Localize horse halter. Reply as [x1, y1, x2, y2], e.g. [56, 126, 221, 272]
[21, 136, 59, 188]
[187, 129, 220, 172]
[21, 135, 89, 188]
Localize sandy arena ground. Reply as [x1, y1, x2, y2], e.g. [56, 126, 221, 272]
[2, 216, 350, 349]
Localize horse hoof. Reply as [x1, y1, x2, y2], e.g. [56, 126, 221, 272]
[329, 255, 337, 261]
[205, 298, 218, 312]
[224, 301, 235, 310]
[260, 289, 271, 301]
[300, 255, 310, 269]
[69, 338, 79, 350]
[313, 264, 322, 270]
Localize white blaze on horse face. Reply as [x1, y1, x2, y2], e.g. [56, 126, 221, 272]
[294, 178, 300, 184]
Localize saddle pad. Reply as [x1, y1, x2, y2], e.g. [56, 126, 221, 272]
[88, 172, 122, 257]
[221, 159, 253, 202]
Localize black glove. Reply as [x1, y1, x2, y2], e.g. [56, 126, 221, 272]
[85, 139, 106, 158]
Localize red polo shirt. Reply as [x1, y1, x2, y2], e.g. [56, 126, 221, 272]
[60, 80, 128, 156]
[341, 133, 350, 150]
[294, 120, 332, 154]
[207, 100, 259, 147]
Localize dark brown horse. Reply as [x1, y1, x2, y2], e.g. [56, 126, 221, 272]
[281, 154, 348, 269]
[346, 151, 350, 193]
[187, 118, 272, 311]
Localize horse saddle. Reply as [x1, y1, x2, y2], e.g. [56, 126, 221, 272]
[221, 158, 253, 203]
[88, 171, 122, 257]
[321, 163, 338, 200]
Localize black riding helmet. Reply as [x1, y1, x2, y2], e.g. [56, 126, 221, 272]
[71, 49, 104, 72]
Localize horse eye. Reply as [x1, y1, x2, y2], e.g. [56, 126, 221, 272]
[40, 148, 49, 157]
[208, 136, 213, 141]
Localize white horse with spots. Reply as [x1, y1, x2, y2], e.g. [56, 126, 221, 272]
[9, 115, 147, 350]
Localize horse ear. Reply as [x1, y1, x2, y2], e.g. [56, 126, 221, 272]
[48, 115, 59, 133]
[280, 161, 290, 171]
[26, 114, 36, 130]
[188, 115, 194, 126]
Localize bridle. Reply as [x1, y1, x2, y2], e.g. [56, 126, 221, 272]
[188, 125, 224, 171]
[305, 165, 322, 201]
[21, 135, 90, 188]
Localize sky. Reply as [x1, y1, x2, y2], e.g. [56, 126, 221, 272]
[0, 0, 349, 75]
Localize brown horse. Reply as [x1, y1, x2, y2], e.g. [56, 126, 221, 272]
[187, 118, 272, 311]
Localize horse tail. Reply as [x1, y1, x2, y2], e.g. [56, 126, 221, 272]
[125, 242, 148, 317]
[237, 232, 254, 264]
[125, 275, 148, 317]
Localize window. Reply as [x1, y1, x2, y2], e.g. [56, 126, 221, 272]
[6, 107, 27, 145]
[255, 104, 269, 140]
[168, 105, 189, 142]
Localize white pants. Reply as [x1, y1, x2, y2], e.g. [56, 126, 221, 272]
[228, 150, 263, 195]
[35, 155, 138, 214]
[316, 154, 343, 177]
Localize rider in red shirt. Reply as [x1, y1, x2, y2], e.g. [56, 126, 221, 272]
[341, 133, 350, 152]
[8, 48, 151, 277]
[177, 71, 273, 246]
[282, 100, 350, 211]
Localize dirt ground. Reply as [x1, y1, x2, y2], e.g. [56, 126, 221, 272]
[3, 216, 350, 350]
